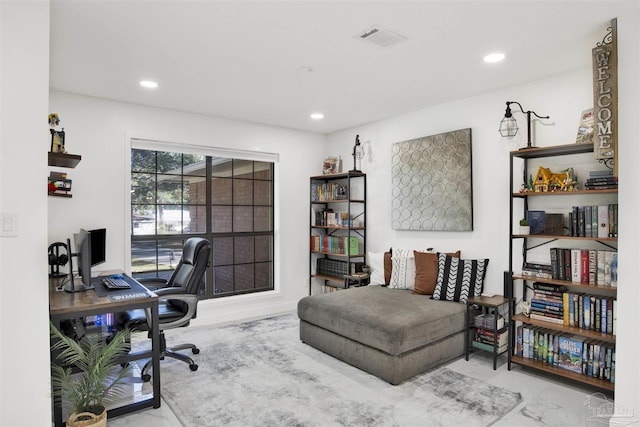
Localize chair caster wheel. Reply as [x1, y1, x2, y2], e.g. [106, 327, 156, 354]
[192, 348, 200, 354]
[142, 373, 151, 382]
[189, 364, 198, 372]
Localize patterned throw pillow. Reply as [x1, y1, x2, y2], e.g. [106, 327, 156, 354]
[433, 253, 489, 304]
[388, 249, 416, 290]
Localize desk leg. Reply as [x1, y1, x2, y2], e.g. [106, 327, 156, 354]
[51, 318, 64, 427]
[150, 304, 161, 408]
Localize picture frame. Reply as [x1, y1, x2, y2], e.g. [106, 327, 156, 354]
[322, 156, 342, 175]
[50, 128, 66, 153]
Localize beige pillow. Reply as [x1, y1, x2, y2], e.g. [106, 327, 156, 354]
[413, 250, 461, 295]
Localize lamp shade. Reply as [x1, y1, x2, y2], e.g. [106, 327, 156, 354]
[499, 116, 518, 137]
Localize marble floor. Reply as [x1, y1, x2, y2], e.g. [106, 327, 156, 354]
[104, 348, 617, 427]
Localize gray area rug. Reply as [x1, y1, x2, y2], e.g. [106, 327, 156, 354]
[159, 314, 521, 426]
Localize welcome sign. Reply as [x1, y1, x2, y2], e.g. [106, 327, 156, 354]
[592, 18, 618, 175]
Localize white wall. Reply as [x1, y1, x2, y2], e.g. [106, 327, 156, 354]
[327, 68, 596, 296]
[0, 1, 52, 426]
[327, 16, 640, 420]
[48, 91, 325, 325]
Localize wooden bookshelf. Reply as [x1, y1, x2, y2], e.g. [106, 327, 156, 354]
[511, 356, 614, 392]
[512, 314, 616, 344]
[512, 275, 617, 294]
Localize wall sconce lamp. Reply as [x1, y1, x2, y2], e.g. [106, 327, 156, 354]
[499, 101, 550, 148]
[350, 134, 364, 172]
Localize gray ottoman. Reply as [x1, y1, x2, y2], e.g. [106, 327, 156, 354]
[298, 285, 466, 385]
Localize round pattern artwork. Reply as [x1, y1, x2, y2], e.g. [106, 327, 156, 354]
[391, 128, 473, 231]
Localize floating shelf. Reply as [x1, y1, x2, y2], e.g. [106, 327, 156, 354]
[48, 152, 81, 168]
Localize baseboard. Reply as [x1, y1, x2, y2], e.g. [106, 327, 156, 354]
[191, 297, 298, 328]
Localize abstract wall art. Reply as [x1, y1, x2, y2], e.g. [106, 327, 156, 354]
[391, 128, 473, 231]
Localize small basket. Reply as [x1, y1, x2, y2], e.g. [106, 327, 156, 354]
[67, 408, 107, 427]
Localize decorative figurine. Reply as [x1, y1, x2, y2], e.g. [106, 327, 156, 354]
[530, 166, 579, 192]
[49, 113, 66, 153]
[350, 135, 364, 173]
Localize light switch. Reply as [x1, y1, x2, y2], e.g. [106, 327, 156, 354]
[0, 213, 18, 237]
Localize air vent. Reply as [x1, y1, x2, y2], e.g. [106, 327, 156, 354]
[357, 25, 406, 47]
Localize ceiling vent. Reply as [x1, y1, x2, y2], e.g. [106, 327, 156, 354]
[357, 25, 406, 47]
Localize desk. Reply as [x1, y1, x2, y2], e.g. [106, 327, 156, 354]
[49, 273, 161, 427]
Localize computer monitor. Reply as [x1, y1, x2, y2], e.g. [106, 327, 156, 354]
[89, 228, 106, 266]
[63, 228, 93, 293]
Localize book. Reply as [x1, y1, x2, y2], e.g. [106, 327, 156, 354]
[472, 340, 508, 354]
[527, 210, 545, 235]
[558, 335, 584, 373]
[571, 249, 581, 283]
[530, 312, 565, 325]
[575, 108, 595, 144]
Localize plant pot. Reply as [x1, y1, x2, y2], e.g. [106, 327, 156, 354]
[519, 225, 530, 235]
[67, 407, 107, 427]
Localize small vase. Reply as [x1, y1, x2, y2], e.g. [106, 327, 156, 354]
[519, 225, 530, 235]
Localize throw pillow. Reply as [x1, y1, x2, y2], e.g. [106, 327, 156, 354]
[413, 250, 461, 295]
[389, 249, 416, 290]
[384, 251, 392, 285]
[367, 251, 385, 285]
[433, 253, 489, 304]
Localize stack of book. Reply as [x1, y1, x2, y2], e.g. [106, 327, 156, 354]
[48, 171, 72, 196]
[516, 326, 616, 383]
[473, 328, 508, 353]
[311, 182, 348, 201]
[316, 258, 349, 278]
[521, 262, 553, 279]
[549, 248, 617, 286]
[310, 235, 359, 255]
[564, 293, 616, 334]
[529, 283, 565, 325]
[569, 204, 618, 238]
[584, 170, 618, 190]
[313, 209, 361, 228]
[473, 313, 505, 330]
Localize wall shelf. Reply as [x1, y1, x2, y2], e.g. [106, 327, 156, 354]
[48, 152, 81, 168]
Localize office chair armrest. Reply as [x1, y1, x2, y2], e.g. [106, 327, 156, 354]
[153, 286, 186, 297]
[137, 277, 170, 291]
[144, 293, 199, 330]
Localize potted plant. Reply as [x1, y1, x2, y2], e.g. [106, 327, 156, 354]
[50, 321, 132, 427]
[519, 218, 530, 235]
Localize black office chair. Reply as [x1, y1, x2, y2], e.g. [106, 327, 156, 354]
[119, 237, 211, 381]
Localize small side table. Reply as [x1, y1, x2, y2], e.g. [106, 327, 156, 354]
[465, 295, 510, 370]
[343, 273, 370, 288]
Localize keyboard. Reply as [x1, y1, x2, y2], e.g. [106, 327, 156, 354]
[102, 276, 131, 290]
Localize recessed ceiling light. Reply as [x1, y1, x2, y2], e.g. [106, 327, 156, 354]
[140, 80, 158, 89]
[483, 52, 505, 63]
[310, 113, 324, 120]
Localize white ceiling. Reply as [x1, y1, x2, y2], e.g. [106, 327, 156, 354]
[49, 1, 636, 134]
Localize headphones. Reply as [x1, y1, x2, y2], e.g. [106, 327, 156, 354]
[48, 242, 69, 277]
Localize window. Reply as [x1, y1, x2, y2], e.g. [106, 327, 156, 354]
[130, 147, 274, 299]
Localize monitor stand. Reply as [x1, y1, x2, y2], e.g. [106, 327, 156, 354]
[63, 279, 94, 293]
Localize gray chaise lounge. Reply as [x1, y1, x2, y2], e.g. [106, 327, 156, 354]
[298, 285, 466, 385]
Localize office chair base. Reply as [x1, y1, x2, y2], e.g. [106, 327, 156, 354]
[140, 344, 200, 382]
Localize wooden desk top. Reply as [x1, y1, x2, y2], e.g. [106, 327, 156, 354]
[49, 271, 157, 317]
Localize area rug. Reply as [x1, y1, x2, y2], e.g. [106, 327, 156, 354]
[159, 314, 521, 426]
